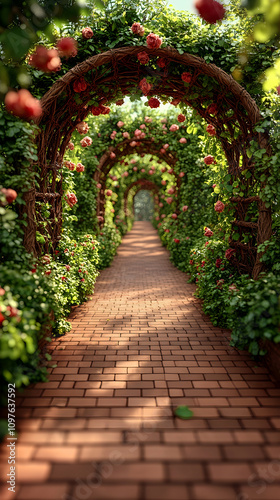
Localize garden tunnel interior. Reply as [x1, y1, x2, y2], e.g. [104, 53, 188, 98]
[25, 45, 273, 279]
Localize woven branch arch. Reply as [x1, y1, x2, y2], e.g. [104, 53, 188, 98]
[94, 137, 178, 221]
[25, 45, 272, 278]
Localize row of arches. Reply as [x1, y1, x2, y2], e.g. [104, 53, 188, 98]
[22, 45, 273, 279]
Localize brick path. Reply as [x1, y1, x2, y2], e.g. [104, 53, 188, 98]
[1, 221, 280, 500]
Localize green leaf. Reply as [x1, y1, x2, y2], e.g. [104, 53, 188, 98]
[174, 406, 193, 419]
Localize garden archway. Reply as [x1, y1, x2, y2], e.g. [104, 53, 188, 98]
[28, 45, 272, 278]
[94, 137, 178, 220]
[123, 179, 160, 218]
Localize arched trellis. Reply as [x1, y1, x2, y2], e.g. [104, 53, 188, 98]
[94, 137, 179, 221]
[123, 179, 160, 219]
[25, 45, 272, 278]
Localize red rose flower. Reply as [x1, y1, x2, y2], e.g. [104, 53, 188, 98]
[5, 89, 42, 121]
[214, 200, 225, 213]
[73, 77, 88, 93]
[146, 33, 162, 49]
[29, 46, 61, 72]
[139, 78, 152, 95]
[131, 22, 145, 36]
[157, 57, 167, 68]
[82, 27, 93, 39]
[177, 114, 186, 123]
[204, 227, 213, 237]
[195, 0, 226, 24]
[148, 98, 160, 108]
[225, 248, 235, 260]
[137, 51, 149, 64]
[181, 72, 192, 83]
[206, 124, 216, 136]
[1, 188, 17, 204]
[207, 103, 218, 115]
[203, 155, 215, 165]
[174, 238, 180, 244]
[57, 37, 78, 57]
[215, 258, 222, 268]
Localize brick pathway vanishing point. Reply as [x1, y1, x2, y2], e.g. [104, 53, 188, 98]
[1, 221, 280, 500]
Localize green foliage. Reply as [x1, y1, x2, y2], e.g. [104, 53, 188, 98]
[96, 224, 122, 269]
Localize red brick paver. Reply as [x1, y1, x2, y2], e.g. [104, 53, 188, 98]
[1, 222, 280, 500]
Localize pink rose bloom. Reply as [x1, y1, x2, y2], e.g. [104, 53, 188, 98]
[130, 159, 137, 164]
[160, 148, 166, 154]
[140, 132, 146, 139]
[181, 72, 192, 83]
[82, 27, 93, 39]
[229, 284, 239, 293]
[131, 22, 145, 36]
[140, 124, 146, 129]
[161, 167, 167, 173]
[206, 124, 216, 136]
[97, 215, 104, 223]
[182, 205, 188, 212]
[162, 124, 167, 129]
[123, 132, 130, 138]
[148, 98, 160, 108]
[163, 143, 169, 149]
[168, 169, 174, 174]
[96, 183, 102, 189]
[163, 131, 167, 135]
[66, 141, 74, 150]
[133, 166, 138, 171]
[134, 129, 141, 137]
[171, 213, 177, 219]
[177, 114, 186, 123]
[168, 187, 175, 194]
[204, 227, 213, 237]
[179, 172, 185, 177]
[137, 51, 149, 64]
[161, 180, 167, 185]
[111, 209, 115, 213]
[110, 152, 116, 159]
[110, 131, 117, 139]
[149, 169, 154, 175]
[169, 124, 179, 132]
[130, 141, 137, 147]
[144, 116, 152, 123]
[66, 192, 78, 208]
[117, 121, 124, 128]
[76, 162, 85, 172]
[159, 202, 163, 208]
[146, 33, 162, 49]
[212, 184, 216, 188]
[214, 200, 225, 213]
[204, 155, 215, 165]
[141, 168, 146, 172]
[123, 171, 129, 177]
[57, 37, 78, 58]
[166, 197, 173, 204]
[165, 229, 170, 233]
[161, 214, 166, 218]
[139, 77, 152, 95]
[179, 137, 187, 143]
[76, 121, 89, 134]
[155, 216, 160, 221]
[106, 189, 112, 196]
[80, 136, 92, 147]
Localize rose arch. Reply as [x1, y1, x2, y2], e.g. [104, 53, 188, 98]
[26, 45, 272, 279]
[94, 137, 178, 221]
[123, 179, 160, 218]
